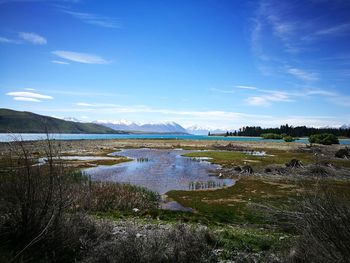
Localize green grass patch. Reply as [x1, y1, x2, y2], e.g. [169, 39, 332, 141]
[167, 176, 300, 225]
[167, 176, 350, 226]
[330, 159, 350, 168]
[214, 226, 292, 260]
[183, 150, 314, 168]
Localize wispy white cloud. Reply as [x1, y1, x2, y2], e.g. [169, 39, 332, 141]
[52, 60, 70, 65]
[13, 97, 41, 102]
[329, 95, 350, 107]
[246, 92, 292, 107]
[304, 89, 337, 97]
[234, 83, 346, 107]
[76, 102, 94, 106]
[209, 88, 235, 94]
[235, 85, 258, 90]
[61, 10, 120, 28]
[249, 0, 350, 85]
[18, 32, 47, 45]
[6, 91, 53, 102]
[312, 23, 350, 37]
[52, 50, 109, 64]
[0, 36, 20, 44]
[287, 67, 319, 82]
[245, 96, 269, 106]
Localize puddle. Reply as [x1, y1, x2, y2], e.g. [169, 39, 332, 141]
[83, 148, 234, 194]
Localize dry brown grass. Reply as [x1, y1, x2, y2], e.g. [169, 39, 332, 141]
[287, 185, 350, 263]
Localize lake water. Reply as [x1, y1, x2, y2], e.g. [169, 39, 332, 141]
[83, 148, 234, 194]
[1, 133, 350, 144]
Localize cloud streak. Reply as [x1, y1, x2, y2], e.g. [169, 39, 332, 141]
[235, 85, 258, 90]
[6, 91, 53, 102]
[13, 97, 41, 102]
[76, 102, 94, 107]
[18, 32, 47, 45]
[52, 60, 69, 65]
[246, 92, 292, 106]
[52, 50, 109, 64]
[0, 36, 20, 44]
[61, 10, 120, 28]
[287, 67, 319, 82]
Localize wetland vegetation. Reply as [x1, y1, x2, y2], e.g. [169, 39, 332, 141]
[0, 138, 350, 262]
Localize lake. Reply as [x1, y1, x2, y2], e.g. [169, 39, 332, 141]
[1, 133, 350, 144]
[83, 148, 234, 194]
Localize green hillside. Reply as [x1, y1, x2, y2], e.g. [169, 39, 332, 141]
[0, 108, 126, 134]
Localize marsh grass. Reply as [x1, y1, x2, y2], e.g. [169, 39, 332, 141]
[77, 180, 160, 212]
[167, 176, 350, 226]
[183, 150, 314, 168]
[287, 184, 350, 262]
[214, 226, 291, 261]
[0, 138, 166, 262]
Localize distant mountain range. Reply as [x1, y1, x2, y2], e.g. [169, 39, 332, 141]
[185, 125, 228, 135]
[0, 109, 126, 134]
[1, 108, 349, 135]
[95, 120, 189, 134]
[95, 121, 236, 135]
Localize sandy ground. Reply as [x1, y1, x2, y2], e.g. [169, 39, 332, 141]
[0, 138, 336, 155]
[1, 138, 345, 162]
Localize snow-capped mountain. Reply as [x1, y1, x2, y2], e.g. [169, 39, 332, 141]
[95, 120, 140, 131]
[340, 124, 350, 129]
[186, 125, 231, 135]
[138, 122, 188, 133]
[63, 117, 81, 122]
[95, 120, 188, 134]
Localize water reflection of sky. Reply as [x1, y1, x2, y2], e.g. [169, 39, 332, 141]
[83, 148, 234, 194]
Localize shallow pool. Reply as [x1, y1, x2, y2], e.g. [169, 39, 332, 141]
[83, 148, 234, 194]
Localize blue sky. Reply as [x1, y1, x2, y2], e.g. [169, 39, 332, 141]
[1, 0, 350, 129]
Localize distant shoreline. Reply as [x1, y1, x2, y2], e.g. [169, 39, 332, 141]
[1, 133, 349, 145]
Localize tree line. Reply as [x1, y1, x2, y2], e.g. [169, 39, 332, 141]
[216, 124, 350, 138]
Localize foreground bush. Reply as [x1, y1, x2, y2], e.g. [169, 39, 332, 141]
[0, 138, 161, 262]
[308, 133, 339, 145]
[83, 221, 215, 263]
[288, 187, 350, 262]
[77, 181, 160, 212]
[0, 139, 76, 262]
[335, 147, 350, 158]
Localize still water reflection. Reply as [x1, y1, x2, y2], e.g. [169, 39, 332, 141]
[84, 148, 234, 194]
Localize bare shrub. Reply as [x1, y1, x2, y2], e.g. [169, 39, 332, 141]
[76, 181, 160, 212]
[0, 139, 78, 261]
[287, 186, 350, 263]
[82, 222, 215, 263]
[335, 147, 350, 159]
[305, 164, 332, 177]
[0, 137, 161, 262]
[285, 159, 302, 168]
[0, 136, 214, 262]
[241, 165, 253, 174]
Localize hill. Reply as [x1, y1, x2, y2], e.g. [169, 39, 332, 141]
[0, 108, 127, 134]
